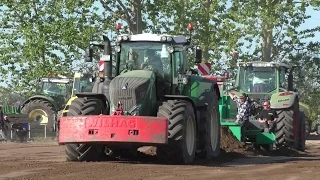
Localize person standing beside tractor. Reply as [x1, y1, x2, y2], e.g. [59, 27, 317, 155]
[258, 101, 278, 133]
[228, 92, 250, 124]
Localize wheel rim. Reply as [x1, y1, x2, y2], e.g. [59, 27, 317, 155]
[29, 109, 48, 125]
[186, 116, 195, 155]
[210, 107, 218, 150]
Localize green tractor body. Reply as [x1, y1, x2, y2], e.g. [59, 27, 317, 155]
[20, 76, 73, 132]
[214, 61, 306, 151]
[58, 28, 222, 164]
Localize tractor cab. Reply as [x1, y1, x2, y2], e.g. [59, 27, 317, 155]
[72, 73, 95, 96]
[235, 61, 291, 94]
[39, 75, 73, 109]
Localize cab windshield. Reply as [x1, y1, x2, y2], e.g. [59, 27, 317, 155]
[118, 42, 171, 78]
[42, 82, 69, 95]
[79, 76, 94, 92]
[238, 66, 277, 93]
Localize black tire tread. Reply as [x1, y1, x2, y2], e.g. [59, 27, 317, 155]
[64, 97, 105, 162]
[157, 99, 196, 164]
[21, 99, 56, 131]
[198, 94, 221, 159]
[275, 99, 299, 149]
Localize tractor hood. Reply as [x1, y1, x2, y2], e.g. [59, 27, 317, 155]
[109, 70, 157, 116]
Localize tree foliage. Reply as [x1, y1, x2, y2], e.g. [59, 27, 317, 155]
[0, 0, 104, 93]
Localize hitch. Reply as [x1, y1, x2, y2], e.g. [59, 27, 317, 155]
[113, 101, 125, 115]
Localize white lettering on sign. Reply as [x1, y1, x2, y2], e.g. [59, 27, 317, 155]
[101, 55, 111, 61]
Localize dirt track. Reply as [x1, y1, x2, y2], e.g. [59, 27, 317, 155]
[0, 135, 320, 180]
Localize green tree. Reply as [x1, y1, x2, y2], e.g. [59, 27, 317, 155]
[227, 0, 320, 62]
[0, 0, 103, 94]
[146, 0, 243, 72]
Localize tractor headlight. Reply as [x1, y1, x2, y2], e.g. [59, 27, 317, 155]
[122, 35, 130, 41]
[130, 104, 141, 116]
[115, 45, 121, 52]
[160, 36, 173, 42]
[110, 105, 116, 114]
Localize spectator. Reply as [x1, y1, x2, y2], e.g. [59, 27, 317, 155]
[258, 101, 278, 133]
[229, 92, 250, 124]
[11, 120, 28, 142]
[0, 105, 8, 142]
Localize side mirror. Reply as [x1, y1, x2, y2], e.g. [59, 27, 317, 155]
[84, 48, 93, 62]
[194, 47, 202, 63]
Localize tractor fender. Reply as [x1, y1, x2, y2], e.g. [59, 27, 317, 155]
[62, 96, 78, 113]
[270, 91, 298, 110]
[201, 78, 221, 101]
[299, 102, 310, 117]
[20, 95, 59, 112]
[75, 93, 110, 109]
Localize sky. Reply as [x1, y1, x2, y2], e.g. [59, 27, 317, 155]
[0, 3, 320, 87]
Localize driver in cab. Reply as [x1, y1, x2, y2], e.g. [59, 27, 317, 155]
[141, 49, 164, 78]
[252, 72, 271, 92]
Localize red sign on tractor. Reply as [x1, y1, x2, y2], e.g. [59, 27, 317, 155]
[197, 62, 211, 75]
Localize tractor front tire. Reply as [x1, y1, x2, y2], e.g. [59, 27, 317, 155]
[64, 97, 107, 162]
[21, 99, 56, 132]
[157, 100, 197, 164]
[198, 94, 221, 159]
[298, 111, 306, 151]
[275, 98, 299, 150]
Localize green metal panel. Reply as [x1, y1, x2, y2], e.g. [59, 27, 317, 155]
[2, 106, 20, 114]
[221, 121, 242, 141]
[228, 125, 242, 141]
[183, 75, 215, 107]
[256, 133, 276, 144]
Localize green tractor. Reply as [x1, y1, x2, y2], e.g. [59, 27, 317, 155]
[58, 24, 222, 164]
[56, 72, 96, 138]
[217, 61, 306, 151]
[20, 75, 73, 132]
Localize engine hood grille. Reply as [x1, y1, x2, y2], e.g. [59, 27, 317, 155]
[109, 76, 150, 112]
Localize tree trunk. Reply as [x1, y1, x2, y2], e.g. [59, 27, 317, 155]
[262, 22, 273, 62]
[202, 0, 211, 62]
[130, 0, 142, 34]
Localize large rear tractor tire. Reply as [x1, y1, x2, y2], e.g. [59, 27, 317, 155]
[305, 119, 311, 137]
[297, 111, 306, 151]
[198, 94, 221, 159]
[156, 100, 197, 164]
[64, 97, 107, 162]
[21, 99, 56, 132]
[275, 98, 299, 150]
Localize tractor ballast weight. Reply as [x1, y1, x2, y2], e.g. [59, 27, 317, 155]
[218, 61, 305, 151]
[59, 24, 222, 164]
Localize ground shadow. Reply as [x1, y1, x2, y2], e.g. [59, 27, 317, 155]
[307, 134, 320, 140]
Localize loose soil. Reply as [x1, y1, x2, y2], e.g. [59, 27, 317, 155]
[0, 133, 319, 180]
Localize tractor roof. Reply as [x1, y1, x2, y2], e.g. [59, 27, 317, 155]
[117, 33, 188, 44]
[41, 78, 72, 84]
[237, 61, 291, 69]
